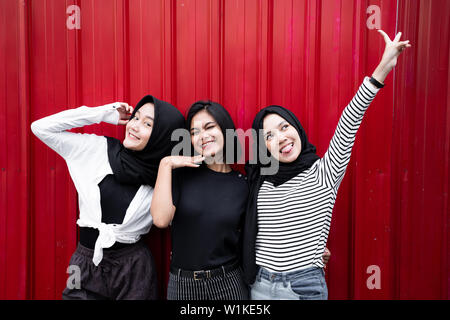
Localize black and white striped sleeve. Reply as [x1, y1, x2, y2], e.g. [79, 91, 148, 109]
[322, 77, 380, 189]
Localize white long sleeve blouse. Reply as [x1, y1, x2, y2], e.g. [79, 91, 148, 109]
[31, 103, 154, 266]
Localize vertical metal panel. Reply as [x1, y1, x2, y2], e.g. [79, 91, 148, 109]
[0, 0, 448, 299]
[0, 0, 31, 300]
[392, 0, 450, 299]
[29, 0, 77, 299]
[351, 0, 398, 300]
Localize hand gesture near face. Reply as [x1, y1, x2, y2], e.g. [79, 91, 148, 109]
[163, 155, 205, 169]
[114, 102, 134, 125]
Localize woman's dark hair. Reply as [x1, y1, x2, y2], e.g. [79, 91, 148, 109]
[186, 100, 241, 164]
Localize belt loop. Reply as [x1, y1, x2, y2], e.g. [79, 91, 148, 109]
[221, 266, 226, 278]
[256, 267, 263, 282]
[177, 269, 181, 278]
[282, 273, 288, 288]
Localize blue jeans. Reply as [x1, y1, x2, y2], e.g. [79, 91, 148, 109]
[250, 266, 328, 300]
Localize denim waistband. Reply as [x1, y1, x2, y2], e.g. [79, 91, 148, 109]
[256, 265, 323, 283]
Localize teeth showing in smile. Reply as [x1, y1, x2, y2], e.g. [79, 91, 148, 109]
[129, 132, 140, 140]
[202, 140, 215, 149]
[280, 143, 293, 154]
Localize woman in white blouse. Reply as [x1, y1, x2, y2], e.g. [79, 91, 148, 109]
[31, 95, 185, 300]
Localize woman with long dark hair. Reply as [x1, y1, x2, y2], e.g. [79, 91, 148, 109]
[31, 95, 185, 299]
[151, 100, 249, 300]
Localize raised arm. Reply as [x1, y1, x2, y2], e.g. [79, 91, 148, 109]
[31, 102, 133, 160]
[322, 30, 410, 189]
[150, 155, 204, 228]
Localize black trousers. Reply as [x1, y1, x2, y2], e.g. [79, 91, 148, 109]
[167, 266, 249, 300]
[62, 241, 157, 300]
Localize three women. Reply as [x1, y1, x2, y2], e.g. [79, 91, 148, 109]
[32, 28, 409, 300]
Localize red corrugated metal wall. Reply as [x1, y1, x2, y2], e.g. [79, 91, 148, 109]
[1, 0, 448, 300]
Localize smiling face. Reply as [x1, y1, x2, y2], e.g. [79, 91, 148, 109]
[122, 103, 155, 151]
[190, 109, 225, 159]
[263, 113, 302, 163]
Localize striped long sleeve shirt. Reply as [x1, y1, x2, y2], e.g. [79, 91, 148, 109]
[255, 77, 380, 272]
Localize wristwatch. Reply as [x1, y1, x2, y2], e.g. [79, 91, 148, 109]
[369, 76, 385, 88]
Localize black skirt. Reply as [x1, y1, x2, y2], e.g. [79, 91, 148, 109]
[62, 241, 157, 300]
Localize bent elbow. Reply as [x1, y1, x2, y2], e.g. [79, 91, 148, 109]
[152, 216, 170, 229]
[30, 120, 41, 137]
[150, 208, 170, 229]
[30, 119, 48, 141]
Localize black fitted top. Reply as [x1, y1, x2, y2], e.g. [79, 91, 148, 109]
[170, 166, 249, 270]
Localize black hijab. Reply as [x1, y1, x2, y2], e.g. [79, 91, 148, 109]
[106, 95, 185, 187]
[251, 105, 320, 186]
[241, 105, 319, 285]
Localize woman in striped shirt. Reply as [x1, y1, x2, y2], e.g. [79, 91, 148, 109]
[242, 30, 411, 299]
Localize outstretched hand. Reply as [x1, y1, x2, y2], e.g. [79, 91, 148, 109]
[372, 30, 411, 84]
[162, 155, 205, 169]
